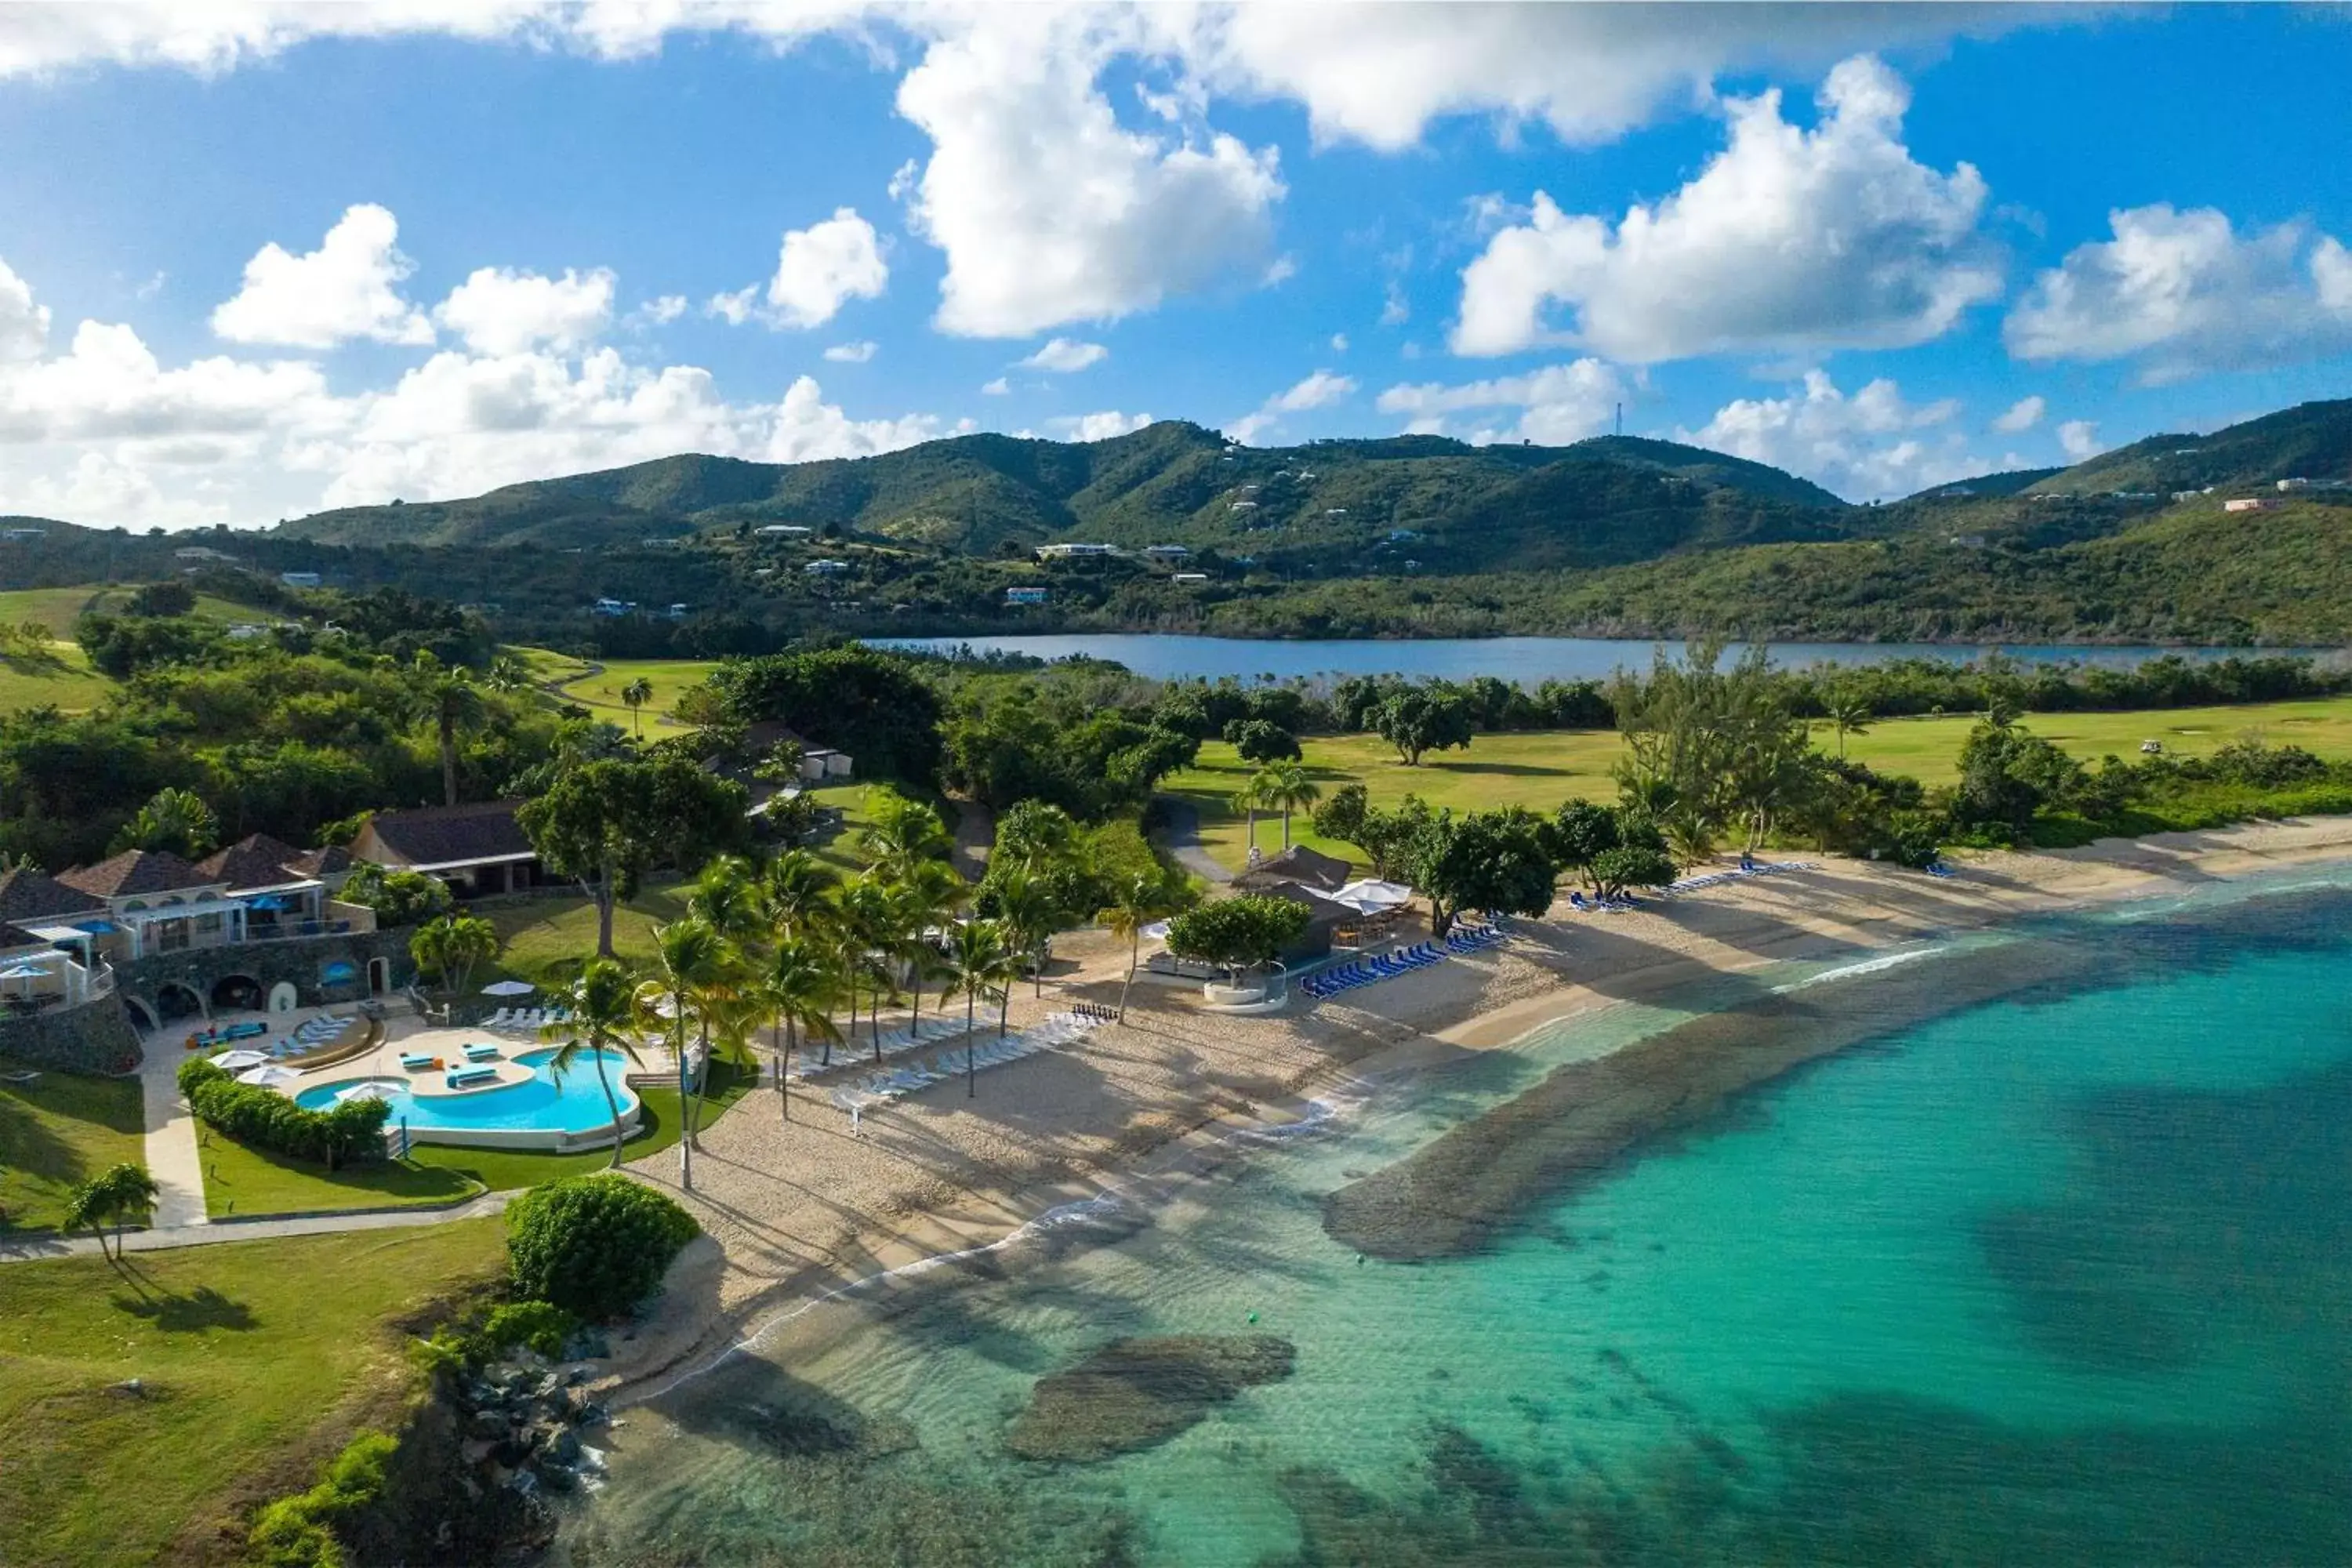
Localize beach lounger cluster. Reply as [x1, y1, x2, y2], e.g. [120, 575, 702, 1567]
[1301, 923, 1506, 1001]
[462, 1043, 502, 1063]
[826, 1011, 1101, 1112]
[399, 1051, 439, 1071]
[1566, 891, 1642, 913]
[445, 1065, 499, 1089]
[487, 1007, 572, 1035]
[788, 1011, 971, 1082]
[1924, 859, 1959, 879]
[1661, 859, 1817, 896]
[281, 1013, 354, 1053]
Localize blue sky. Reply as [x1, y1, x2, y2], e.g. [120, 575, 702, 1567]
[1, 4, 2348, 528]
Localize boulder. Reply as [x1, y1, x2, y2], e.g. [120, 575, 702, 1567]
[467, 1406, 510, 1440]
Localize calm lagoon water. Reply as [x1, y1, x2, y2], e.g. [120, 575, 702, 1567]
[561, 875, 2352, 1566]
[873, 633, 2305, 684]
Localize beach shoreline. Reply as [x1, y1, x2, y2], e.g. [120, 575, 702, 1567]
[593, 815, 2352, 1410]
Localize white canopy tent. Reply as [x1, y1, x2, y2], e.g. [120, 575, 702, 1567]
[1331, 880, 1414, 914]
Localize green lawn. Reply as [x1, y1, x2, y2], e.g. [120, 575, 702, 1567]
[194, 1132, 481, 1220]
[405, 1054, 758, 1191]
[550, 655, 721, 730]
[0, 1219, 504, 1568]
[0, 1069, 147, 1232]
[1163, 694, 2352, 871]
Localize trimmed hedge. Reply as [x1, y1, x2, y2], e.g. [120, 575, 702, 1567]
[505, 1174, 699, 1322]
[176, 1058, 390, 1171]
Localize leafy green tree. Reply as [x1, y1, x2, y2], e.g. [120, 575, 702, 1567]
[1951, 721, 2085, 837]
[518, 753, 747, 957]
[758, 848, 839, 939]
[1354, 794, 1436, 880]
[856, 786, 954, 874]
[539, 958, 649, 1169]
[1373, 686, 1474, 766]
[408, 913, 499, 998]
[1542, 800, 1621, 891]
[1165, 895, 1310, 976]
[620, 676, 655, 737]
[1589, 843, 1679, 902]
[891, 858, 967, 1040]
[504, 1174, 699, 1321]
[485, 653, 531, 693]
[338, 864, 453, 928]
[109, 786, 220, 858]
[1224, 717, 1302, 765]
[64, 1163, 158, 1262]
[1309, 782, 1369, 848]
[125, 580, 197, 618]
[684, 855, 764, 944]
[982, 861, 1066, 1003]
[835, 874, 900, 1061]
[1399, 808, 1559, 938]
[939, 917, 1017, 1092]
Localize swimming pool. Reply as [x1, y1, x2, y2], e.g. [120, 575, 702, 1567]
[296, 1047, 643, 1149]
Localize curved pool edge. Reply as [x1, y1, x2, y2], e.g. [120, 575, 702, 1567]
[292, 1059, 652, 1152]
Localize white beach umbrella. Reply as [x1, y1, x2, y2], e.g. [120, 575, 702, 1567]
[336, 1081, 401, 1104]
[1140, 920, 1171, 942]
[211, 1048, 269, 1070]
[481, 979, 535, 996]
[236, 1064, 299, 1087]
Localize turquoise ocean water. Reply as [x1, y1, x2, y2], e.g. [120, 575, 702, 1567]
[561, 873, 2352, 1566]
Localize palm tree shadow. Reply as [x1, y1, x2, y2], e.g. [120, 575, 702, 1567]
[109, 1265, 260, 1331]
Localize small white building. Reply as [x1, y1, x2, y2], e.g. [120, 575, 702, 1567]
[591, 597, 634, 615]
[805, 559, 851, 575]
[2278, 477, 2313, 492]
[0, 527, 46, 543]
[1006, 586, 1049, 604]
[1034, 543, 1117, 560]
[1171, 572, 1208, 585]
[757, 524, 813, 536]
[279, 571, 322, 589]
[2223, 498, 2281, 514]
[1142, 543, 1190, 561]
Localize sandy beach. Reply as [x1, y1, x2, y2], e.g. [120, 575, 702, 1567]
[598, 815, 2352, 1402]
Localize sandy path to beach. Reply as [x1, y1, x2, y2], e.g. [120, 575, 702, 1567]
[599, 815, 2352, 1399]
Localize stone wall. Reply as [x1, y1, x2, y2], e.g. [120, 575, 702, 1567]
[115, 927, 419, 1027]
[0, 995, 142, 1073]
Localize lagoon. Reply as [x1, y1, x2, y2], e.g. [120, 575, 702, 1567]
[560, 872, 2352, 1566]
[875, 633, 2309, 684]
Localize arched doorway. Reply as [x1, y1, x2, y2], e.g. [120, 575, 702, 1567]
[367, 957, 390, 996]
[211, 974, 263, 1014]
[156, 981, 205, 1022]
[122, 995, 159, 1033]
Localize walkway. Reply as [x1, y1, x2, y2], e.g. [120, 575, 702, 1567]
[137, 1036, 208, 1230]
[0, 1189, 514, 1262]
[1153, 796, 1232, 884]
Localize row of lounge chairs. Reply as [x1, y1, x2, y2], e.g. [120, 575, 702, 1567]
[788, 1011, 969, 1082]
[486, 1007, 571, 1035]
[1302, 922, 1507, 1000]
[1662, 858, 1817, 895]
[827, 1011, 1100, 1112]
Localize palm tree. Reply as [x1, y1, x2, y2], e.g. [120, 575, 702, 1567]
[620, 676, 655, 736]
[758, 848, 838, 939]
[855, 788, 953, 875]
[985, 863, 1061, 1000]
[685, 855, 764, 945]
[409, 914, 499, 1000]
[939, 919, 1015, 1097]
[540, 959, 647, 1170]
[110, 786, 220, 858]
[485, 653, 531, 694]
[1231, 775, 1269, 858]
[1984, 696, 2020, 731]
[645, 916, 735, 1191]
[891, 858, 966, 1042]
[1825, 696, 1872, 760]
[837, 875, 898, 1062]
[415, 654, 485, 807]
[1260, 762, 1321, 848]
[64, 1163, 158, 1264]
[1097, 873, 1190, 1022]
[761, 934, 842, 1120]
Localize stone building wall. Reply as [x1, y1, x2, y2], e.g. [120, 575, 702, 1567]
[0, 995, 142, 1073]
[114, 927, 419, 1029]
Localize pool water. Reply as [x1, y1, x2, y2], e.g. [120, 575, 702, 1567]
[561, 874, 2352, 1567]
[296, 1047, 640, 1134]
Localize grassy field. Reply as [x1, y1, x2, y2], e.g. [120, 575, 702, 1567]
[0, 584, 288, 713]
[543, 653, 720, 730]
[0, 1069, 147, 1232]
[1162, 694, 2352, 870]
[0, 1219, 503, 1568]
[195, 1133, 481, 1220]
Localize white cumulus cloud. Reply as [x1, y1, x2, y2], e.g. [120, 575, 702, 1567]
[898, 9, 1283, 337]
[434, 266, 615, 354]
[210, 202, 434, 349]
[1453, 56, 2000, 363]
[2056, 418, 2102, 461]
[0, 256, 50, 361]
[1226, 368, 1358, 444]
[764, 207, 889, 328]
[823, 340, 878, 363]
[1048, 410, 1154, 441]
[1016, 337, 1109, 373]
[980, 376, 1011, 396]
[1680, 368, 1987, 501]
[1374, 359, 1623, 445]
[1992, 394, 2045, 433]
[2004, 204, 2352, 383]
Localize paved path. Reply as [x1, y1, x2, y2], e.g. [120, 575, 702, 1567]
[0, 1189, 515, 1263]
[1153, 796, 1233, 884]
[137, 1040, 209, 1229]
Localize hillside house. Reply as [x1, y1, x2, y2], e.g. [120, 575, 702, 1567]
[757, 524, 812, 536]
[1034, 543, 1117, 560]
[350, 801, 545, 899]
[1006, 586, 1049, 604]
[2223, 498, 2282, 513]
[280, 571, 323, 588]
[1172, 572, 1209, 584]
[805, 559, 851, 575]
[1142, 544, 1191, 562]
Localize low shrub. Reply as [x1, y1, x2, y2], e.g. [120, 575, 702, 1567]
[481, 1300, 579, 1358]
[505, 1174, 699, 1322]
[176, 1058, 389, 1171]
[247, 1431, 397, 1568]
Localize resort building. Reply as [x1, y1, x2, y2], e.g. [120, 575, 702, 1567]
[1006, 586, 1050, 604]
[1172, 572, 1209, 584]
[756, 524, 812, 536]
[279, 570, 323, 588]
[2223, 498, 2281, 513]
[350, 801, 546, 899]
[805, 558, 851, 575]
[1034, 543, 1118, 560]
[1142, 544, 1191, 562]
